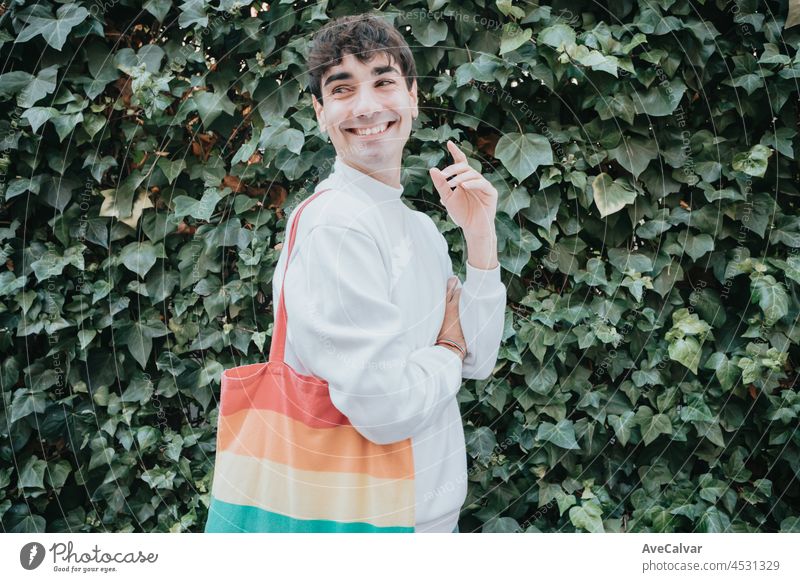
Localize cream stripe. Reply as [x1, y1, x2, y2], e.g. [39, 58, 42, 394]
[211, 450, 415, 528]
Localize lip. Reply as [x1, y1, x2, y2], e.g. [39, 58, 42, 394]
[343, 120, 397, 138]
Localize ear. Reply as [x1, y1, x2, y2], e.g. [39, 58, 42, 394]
[409, 79, 419, 120]
[312, 94, 326, 133]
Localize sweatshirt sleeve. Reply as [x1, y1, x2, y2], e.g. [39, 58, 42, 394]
[440, 233, 507, 380]
[282, 224, 464, 445]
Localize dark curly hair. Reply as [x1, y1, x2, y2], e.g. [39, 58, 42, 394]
[307, 13, 417, 106]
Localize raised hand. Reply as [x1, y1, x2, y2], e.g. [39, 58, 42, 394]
[428, 140, 498, 239]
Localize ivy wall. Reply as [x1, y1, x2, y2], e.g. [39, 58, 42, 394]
[1, 0, 799, 532]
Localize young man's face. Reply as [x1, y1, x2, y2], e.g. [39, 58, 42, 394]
[312, 52, 418, 184]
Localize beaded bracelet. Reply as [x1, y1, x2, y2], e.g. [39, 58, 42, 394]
[436, 337, 467, 360]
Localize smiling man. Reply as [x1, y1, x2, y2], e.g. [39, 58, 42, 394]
[272, 12, 507, 533]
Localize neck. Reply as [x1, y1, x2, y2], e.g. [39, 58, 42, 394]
[330, 156, 404, 203]
[341, 159, 401, 189]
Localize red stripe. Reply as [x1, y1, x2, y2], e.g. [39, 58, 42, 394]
[219, 361, 350, 428]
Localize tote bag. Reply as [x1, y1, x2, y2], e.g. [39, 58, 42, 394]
[204, 188, 416, 533]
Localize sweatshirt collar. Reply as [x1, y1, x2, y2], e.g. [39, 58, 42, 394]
[330, 156, 404, 202]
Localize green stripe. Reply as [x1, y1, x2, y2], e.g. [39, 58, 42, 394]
[204, 496, 415, 533]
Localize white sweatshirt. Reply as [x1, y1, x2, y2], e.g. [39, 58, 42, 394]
[272, 156, 507, 532]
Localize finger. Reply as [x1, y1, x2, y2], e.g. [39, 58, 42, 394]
[459, 178, 490, 193]
[440, 162, 471, 180]
[429, 168, 454, 203]
[431, 167, 449, 190]
[447, 170, 483, 189]
[449, 285, 461, 301]
[447, 140, 468, 164]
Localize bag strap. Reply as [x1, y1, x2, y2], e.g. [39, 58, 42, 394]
[270, 188, 332, 362]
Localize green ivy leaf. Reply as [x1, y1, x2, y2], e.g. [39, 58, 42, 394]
[732, 144, 773, 177]
[697, 506, 731, 532]
[591, 173, 637, 217]
[632, 77, 687, 116]
[497, 184, 530, 218]
[120, 241, 158, 278]
[466, 426, 497, 463]
[565, 44, 619, 76]
[258, 124, 305, 155]
[569, 499, 605, 532]
[144, 0, 173, 22]
[680, 393, 715, 423]
[636, 406, 673, 446]
[482, 516, 522, 532]
[704, 352, 740, 391]
[496, 0, 526, 18]
[137, 426, 161, 451]
[495, 133, 554, 182]
[538, 24, 576, 50]
[751, 274, 789, 325]
[608, 137, 658, 179]
[537, 419, 581, 450]
[608, 410, 636, 446]
[410, 17, 448, 47]
[172, 188, 224, 221]
[20, 107, 57, 134]
[157, 158, 187, 184]
[668, 336, 702, 374]
[500, 24, 532, 55]
[45, 460, 72, 491]
[10, 389, 47, 424]
[192, 90, 236, 128]
[18, 455, 47, 490]
[178, 0, 209, 29]
[780, 516, 800, 532]
[16, 4, 89, 51]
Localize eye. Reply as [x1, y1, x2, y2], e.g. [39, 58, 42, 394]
[332, 85, 349, 95]
[377, 79, 396, 87]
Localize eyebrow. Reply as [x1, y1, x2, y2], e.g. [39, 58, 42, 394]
[323, 65, 399, 88]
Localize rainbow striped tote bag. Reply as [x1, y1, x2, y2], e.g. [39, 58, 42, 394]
[205, 188, 416, 533]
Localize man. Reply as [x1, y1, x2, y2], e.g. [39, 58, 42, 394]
[275, 12, 506, 533]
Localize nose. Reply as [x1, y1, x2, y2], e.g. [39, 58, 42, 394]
[350, 81, 381, 120]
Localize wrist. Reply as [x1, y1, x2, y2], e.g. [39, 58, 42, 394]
[436, 338, 466, 361]
[464, 229, 497, 245]
[438, 343, 465, 361]
[465, 231, 499, 271]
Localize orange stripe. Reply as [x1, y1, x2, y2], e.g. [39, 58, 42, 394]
[217, 407, 414, 481]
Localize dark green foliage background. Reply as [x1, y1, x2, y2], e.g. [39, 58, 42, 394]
[1, 0, 799, 533]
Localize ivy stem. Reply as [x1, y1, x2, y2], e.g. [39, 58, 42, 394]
[509, 109, 522, 134]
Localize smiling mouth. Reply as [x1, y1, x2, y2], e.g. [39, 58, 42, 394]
[344, 120, 397, 137]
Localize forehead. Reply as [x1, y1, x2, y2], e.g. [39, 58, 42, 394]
[321, 51, 397, 82]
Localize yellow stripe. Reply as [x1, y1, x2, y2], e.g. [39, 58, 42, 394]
[211, 450, 416, 528]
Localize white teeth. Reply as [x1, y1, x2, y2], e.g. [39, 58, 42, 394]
[352, 122, 390, 136]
